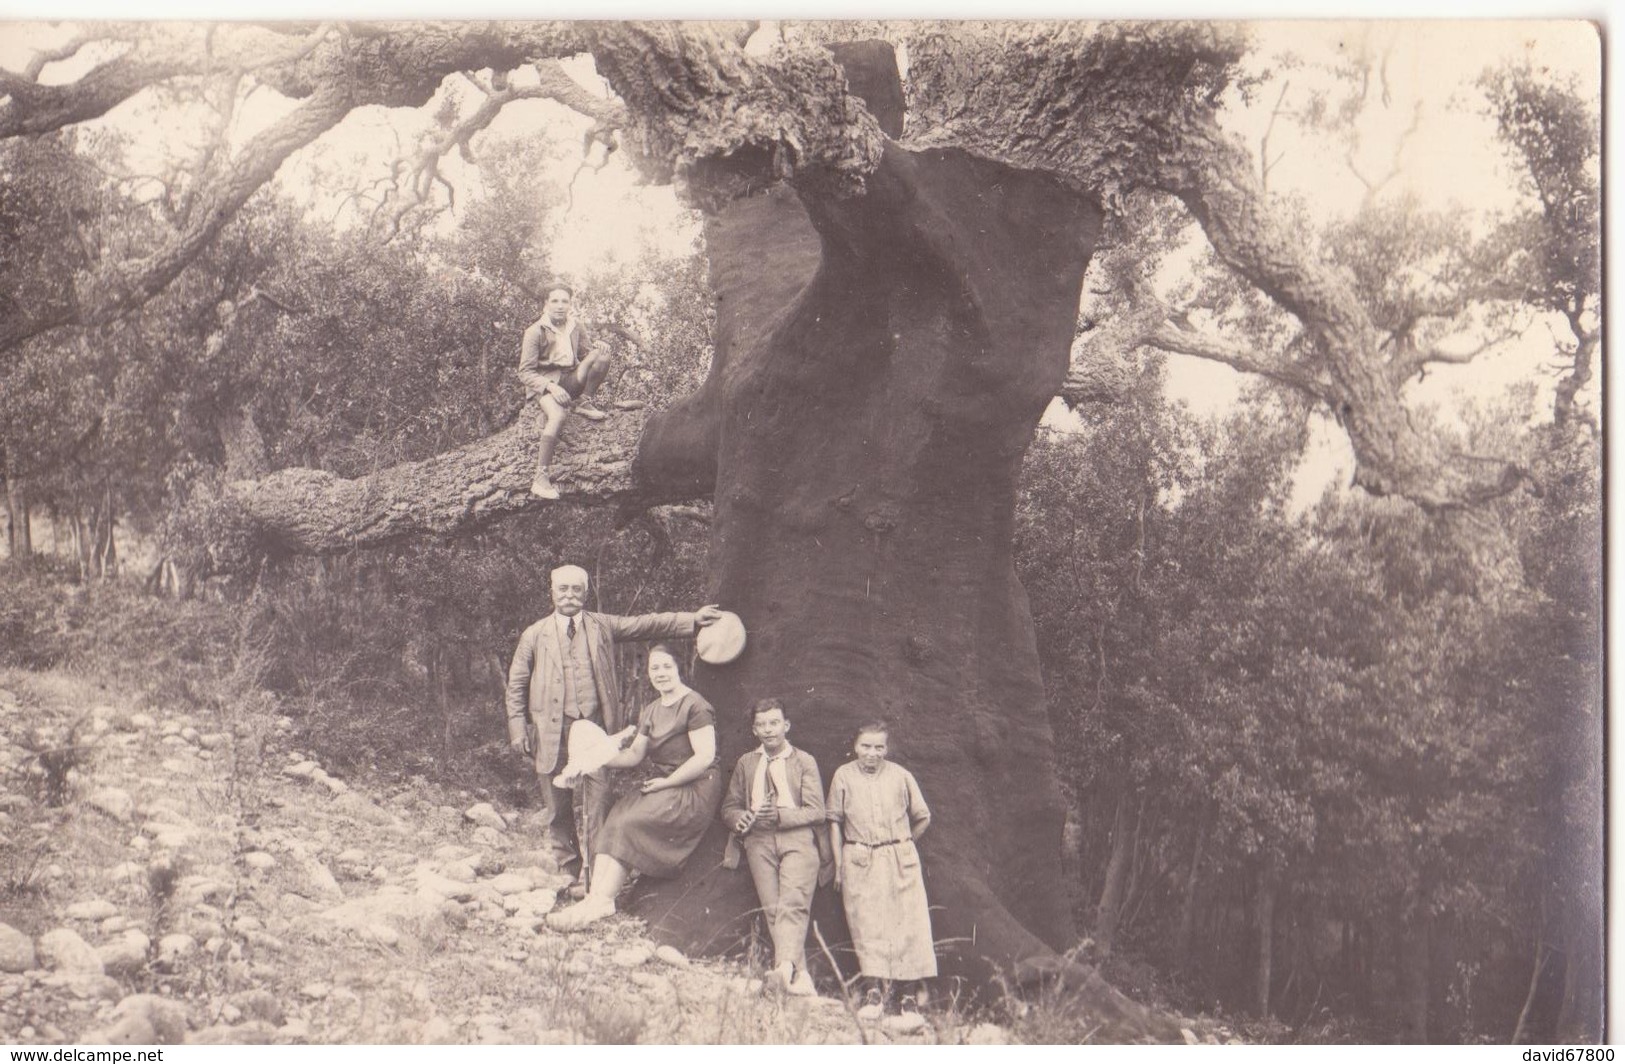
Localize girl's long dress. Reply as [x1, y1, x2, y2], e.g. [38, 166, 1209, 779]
[827, 760, 938, 980]
[593, 691, 722, 877]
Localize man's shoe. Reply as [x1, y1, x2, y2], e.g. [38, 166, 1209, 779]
[788, 969, 818, 997]
[530, 473, 560, 500]
[567, 878, 588, 901]
[572, 399, 608, 421]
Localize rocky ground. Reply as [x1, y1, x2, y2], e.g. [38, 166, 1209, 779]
[0, 669, 1018, 1045]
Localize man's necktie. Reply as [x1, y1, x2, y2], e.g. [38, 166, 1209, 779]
[567, 617, 576, 640]
[763, 757, 778, 807]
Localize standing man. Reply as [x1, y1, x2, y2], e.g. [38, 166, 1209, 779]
[507, 564, 721, 895]
[721, 698, 833, 996]
[518, 282, 611, 500]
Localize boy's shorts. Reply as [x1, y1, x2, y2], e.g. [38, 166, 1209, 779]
[539, 366, 586, 400]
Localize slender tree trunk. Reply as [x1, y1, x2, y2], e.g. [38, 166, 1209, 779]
[1175, 813, 1210, 969]
[4, 470, 31, 560]
[1555, 919, 1602, 1042]
[1257, 862, 1276, 1018]
[93, 487, 117, 579]
[1094, 791, 1136, 959]
[71, 512, 89, 580]
[1511, 931, 1545, 1044]
[1398, 909, 1430, 1042]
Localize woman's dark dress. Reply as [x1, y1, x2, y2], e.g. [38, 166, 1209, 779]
[594, 690, 722, 877]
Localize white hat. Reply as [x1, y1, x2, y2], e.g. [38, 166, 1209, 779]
[552, 720, 630, 787]
[696, 610, 747, 665]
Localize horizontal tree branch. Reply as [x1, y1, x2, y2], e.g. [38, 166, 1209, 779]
[1146, 322, 1325, 398]
[228, 406, 659, 556]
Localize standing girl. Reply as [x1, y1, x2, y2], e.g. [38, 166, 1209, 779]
[826, 720, 937, 999]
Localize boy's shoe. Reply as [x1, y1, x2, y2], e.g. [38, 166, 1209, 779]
[531, 473, 560, 500]
[572, 399, 608, 421]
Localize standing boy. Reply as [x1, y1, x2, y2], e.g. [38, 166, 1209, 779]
[722, 698, 832, 996]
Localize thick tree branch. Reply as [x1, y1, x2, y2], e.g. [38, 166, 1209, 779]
[1147, 322, 1324, 397]
[579, 22, 884, 210]
[227, 407, 663, 556]
[899, 24, 1522, 508]
[0, 22, 591, 357]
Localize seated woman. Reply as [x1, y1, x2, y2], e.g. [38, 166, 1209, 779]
[547, 643, 722, 930]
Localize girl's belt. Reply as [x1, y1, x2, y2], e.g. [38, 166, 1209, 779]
[844, 838, 906, 848]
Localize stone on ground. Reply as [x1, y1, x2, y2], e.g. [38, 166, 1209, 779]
[37, 928, 104, 974]
[0, 923, 35, 973]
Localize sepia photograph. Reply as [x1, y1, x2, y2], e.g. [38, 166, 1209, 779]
[0, 14, 1604, 1047]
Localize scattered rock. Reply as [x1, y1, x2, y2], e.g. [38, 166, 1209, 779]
[318, 775, 349, 796]
[279, 1018, 311, 1043]
[302, 859, 343, 899]
[628, 971, 675, 996]
[127, 712, 156, 730]
[65, 898, 119, 921]
[654, 944, 690, 968]
[470, 826, 505, 848]
[37, 928, 104, 974]
[883, 1011, 928, 1036]
[177, 876, 232, 907]
[299, 981, 330, 1001]
[965, 1023, 1007, 1045]
[85, 787, 135, 823]
[229, 989, 286, 1026]
[319, 889, 453, 947]
[180, 726, 201, 744]
[156, 933, 197, 968]
[197, 732, 229, 751]
[487, 873, 533, 895]
[86, 993, 189, 1044]
[1181, 1027, 1199, 1045]
[857, 1003, 884, 1023]
[331, 792, 395, 826]
[462, 803, 506, 833]
[0, 923, 36, 972]
[187, 1021, 280, 1045]
[108, 861, 146, 882]
[244, 851, 277, 872]
[283, 761, 320, 780]
[97, 930, 151, 975]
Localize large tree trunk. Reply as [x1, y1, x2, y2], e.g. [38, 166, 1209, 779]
[622, 129, 1176, 1028]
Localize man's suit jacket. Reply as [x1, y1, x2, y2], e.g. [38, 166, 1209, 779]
[721, 747, 834, 884]
[505, 609, 696, 775]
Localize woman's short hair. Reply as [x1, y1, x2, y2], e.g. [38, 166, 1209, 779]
[853, 720, 890, 742]
[751, 697, 789, 722]
[647, 643, 682, 675]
